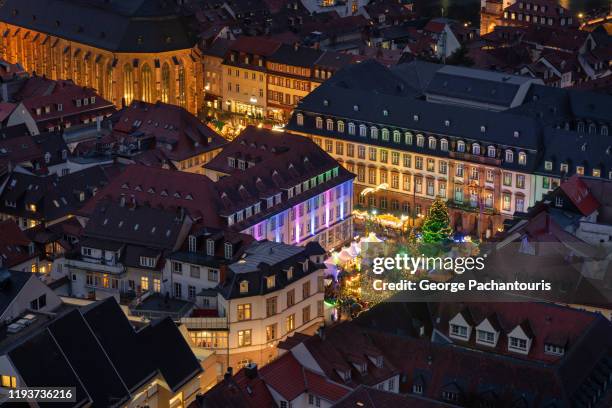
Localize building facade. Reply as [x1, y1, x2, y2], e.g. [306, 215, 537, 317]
[0, 0, 204, 114]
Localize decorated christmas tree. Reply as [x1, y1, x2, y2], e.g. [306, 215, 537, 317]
[407, 227, 420, 255]
[421, 198, 452, 244]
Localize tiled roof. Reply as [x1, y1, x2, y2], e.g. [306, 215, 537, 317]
[228, 36, 282, 56]
[0, 0, 200, 53]
[559, 175, 600, 216]
[79, 164, 224, 227]
[110, 100, 227, 162]
[0, 220, 34, 268]
[332, 385, 460, 408]
[205, 126, 354, 217]
[260, 352, 350, 401]
[432, 302, 599, 362]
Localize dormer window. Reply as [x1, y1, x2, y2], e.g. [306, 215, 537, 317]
[457, 141, 465, 153]
[518, 152, 527, 165]
[266, 275, 275, 289]
[296, 113, 304, 126]
[472, 143, 481, 155]
[315, 117, 323, 129]
[336, 369, 351, 382]
[228, 157, 236, 167]
[140, 256, 156, 268]
[487, 146, 495, 158]
[476, 329, 496, 345]
[544, 343, 565, 356]
[206, 239, 215, 256]
[544, 161, 552, 170]
[440, 139, 448, 151]
[450, 324, 468, 339]
[508, 336, 528, 352]
[480, 125, 486, 133]
[224, 242, 233, 259]
[286, 267, 293, 280]
[416, 134, 424, 147]
[188, 235, 197, 252]
[505, 150, 514, 163]
[239, 280, 249, 294]
[428, 137, 436, 149]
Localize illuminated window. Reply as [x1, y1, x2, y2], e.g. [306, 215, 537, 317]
[141, 64, 153, 102]
[238, 330, 252, 347]
[237, 304, 252, 321]
[161, 62, 171, 103]
[1, 375, 16, 388]
[122, 63, 134, 105]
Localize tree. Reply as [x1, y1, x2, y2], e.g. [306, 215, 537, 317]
[446, 45, 474, 67]
[407, 227, 420, 255]
[421, 198, 452, 244]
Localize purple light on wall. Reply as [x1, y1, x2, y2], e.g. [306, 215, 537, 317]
[340, 183, 345, 220]
[325, 190, 330, 228]
[295, 205, 300, 243]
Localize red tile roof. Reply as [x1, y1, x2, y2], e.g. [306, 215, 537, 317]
[332, 385, 460, 408]
[259, 352, 350, 402]
[560, 175, 600, 216]
[79, 164, 224, 227]
[111, 101, 227, 162]
[14, 77, 115, 126]
[0, 220, 35, 268]
[229, 37, 282, 56]
[432, 302, 599, 363]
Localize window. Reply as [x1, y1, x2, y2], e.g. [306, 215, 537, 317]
[337, 121, 344, 132]
[442, 391, 459, 402]
[315, 117, 322, 129]
[302, 305, 311, 324]
[296, 113, 304, 126]
[450, 324, 468, 339]
[415, 157, 423, 170]
[287, 289, 295, 306]
[266, 297, 277, 317]
[326, 119, 333, 131]
[560, 163, 568, 173]
[403, 154, 411, 168]
[370, 126, 378, 139]
[188, 285, 196, 300]
[266, 324, 277, 342]
[487, 146, 495, 158]
[359, 124, 367, 137]
[1, 375, 16, 388]
[348, 122, 355, 135]
[391, 152, 399, 165]
[505, 150, 514, 163]
[503, 193, 511, 211]
[224, 243, 233, 259]
[266, 275, 276, 289]
[239, 280, 249, 294]
[190, 265, 200, 279]
[456, 164, 464, 177]
[237, 304, 252, 321]
[413, 384, 423, 395]
[576, 166, 584, 175]
[503, 172, 512, 186]
[439, 139, 448, 151]
[477, 330, 495, 344]
[172, 262, 183, 274]
[457, 141, 465, 152]
[515, 196, 525, 212]
[208, 268, 219, 282]
[188, 235, 197, 252]
[381, 128, 389, 140]
[416, 134, 424, 147]
[302, 281, 311, 299]
[173, 282, 181, 298]
[508, 336, 527, 352]
[238, 330, 252, 347]
[544, 344, 564, 355]
[472, 143, 481, 155]
[286, 314, 295, 332]
[428, 137, 436, 149]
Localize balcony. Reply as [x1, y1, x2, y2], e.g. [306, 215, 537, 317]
[450, 151, 501, 166]
[63, 258, 125, 274]
[179, 317, 229, 330]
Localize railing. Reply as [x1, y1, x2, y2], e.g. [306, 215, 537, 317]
[179, 317, 229, 330]
[63, 258, 125, 274]
[449, 151, 501, 166]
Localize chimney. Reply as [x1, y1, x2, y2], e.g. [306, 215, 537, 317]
[224, 367, 233, 381]
[245, 363, 258, 379]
